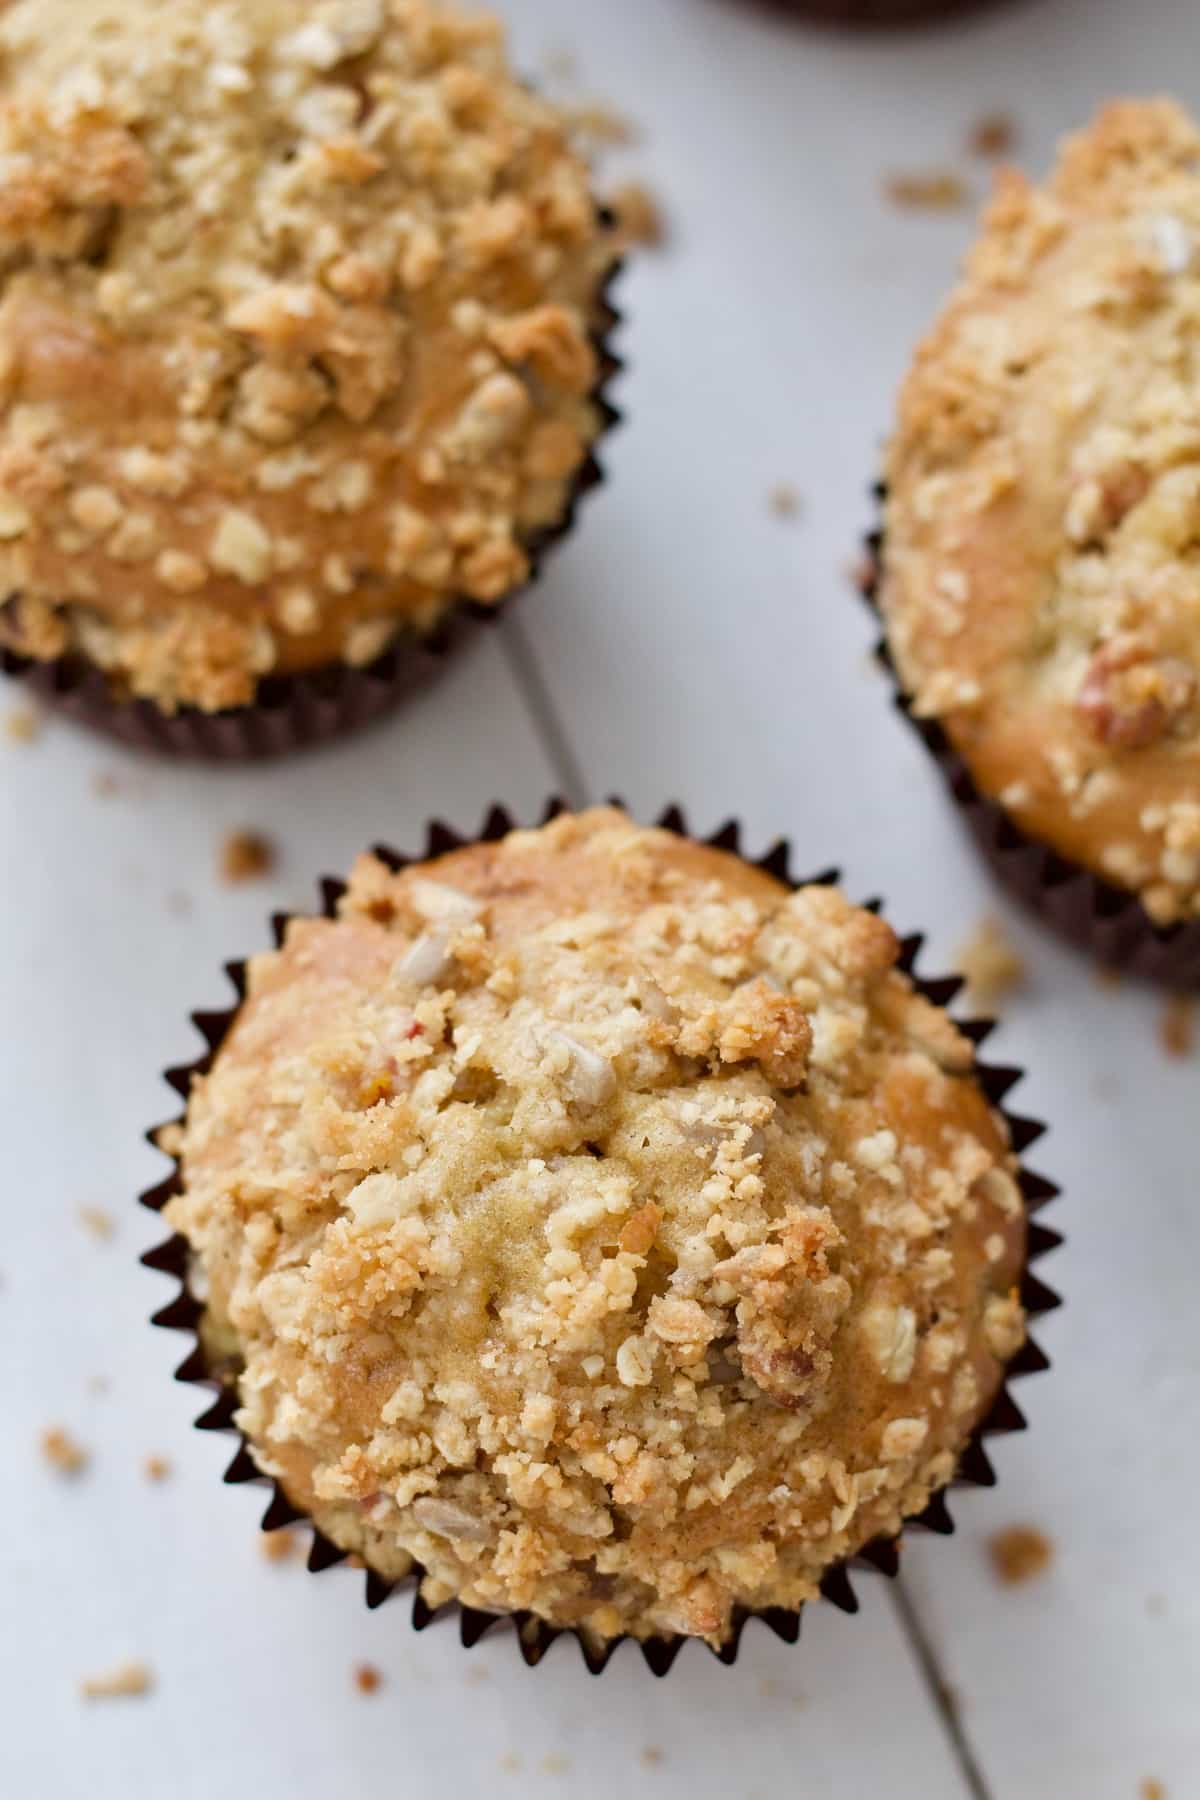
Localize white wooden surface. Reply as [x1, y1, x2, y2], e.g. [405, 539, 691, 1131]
[2, 1, 1197, 1795]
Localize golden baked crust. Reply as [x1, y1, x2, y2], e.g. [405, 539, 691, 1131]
[883, 99, 1200, 925]
[0, 0, 616, 710]
[166, 809, 1026, 1646]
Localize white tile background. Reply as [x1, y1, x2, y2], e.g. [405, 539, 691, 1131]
[2, 1, 1197, 1795]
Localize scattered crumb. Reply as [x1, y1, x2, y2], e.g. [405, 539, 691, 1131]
[1140, 1782, 1167, 1800]
[1146, 1593, 1167, 1618]
[767, 483, 802, 521]
[956, 916, 1027, 1012]
[758, 1677, 806, 1710]
[219, 829, 277, 885]
[41, 1427, 89, 1476]
[464, 1664, 490, 1685]
[640, 1748, 665, 1769]
[166, 890, 193, 918]
[885, 170, 970, 212]
[87, 1375, 110, 1396]
[4, 704, 41, 744]
[968, 112, 1017, 159]
[565, 101, 637, 148]
[1160, 996, 1194, 1060]
[92, 771, 120, 798]
[988, 1524, 1054, 1586]
[610, 181, 665, 249]
[78, 1206, 115, 1242]
[499, 1754, 523, 1775]
[542, 46, 577, 82]
[353, 1662, 382, 1695]
[80, 1660, 153, 1701]
[540, 1755, 570, 1777]
[143, 1456, 171, 1483]
[260, 1530, 298, 1563]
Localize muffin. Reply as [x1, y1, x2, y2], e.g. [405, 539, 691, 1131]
[0, 0, 619, 755]
[879, 100, 1200, 981]
[155, 806, 1037, 1656]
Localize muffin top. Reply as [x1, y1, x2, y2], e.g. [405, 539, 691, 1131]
[0, 0, 615, 710]
[883, 99, 1200, 925]
[165, 808, 1026, 1645]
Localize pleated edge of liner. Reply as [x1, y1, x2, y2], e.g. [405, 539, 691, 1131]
[858, 486, 1200, 989]
[139, 797, 1061, 1677]
[0, 269, 625, 762]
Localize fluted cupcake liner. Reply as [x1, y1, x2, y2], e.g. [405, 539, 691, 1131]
[742, 0, 1010, 26]
[2, 284, 623, 763]
[141, 799, 1060, 1676]
[860, 509, 1200, 989]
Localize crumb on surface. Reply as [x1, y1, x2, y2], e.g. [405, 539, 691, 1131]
[463, 1664, 490, 1684]
[260, 1529, 298, 1563]
[885, 171, 970, 212]
[767, 483, 802, 521]
[1160, 996, 1195, 1059]
[220, 829, 277, 885]
[167, 890, 193, 917]
[540, 1755, 570, 1776]
[80, 1660, 153, 1700]
[4, 704, 40, 743]
[610, 182, 665, 248]
[92, 771, 121, 798]
[499, 1754, 523, 1775]
[78, 1206, 115, 1241]
[565, 102, 637, 147]
[989, 1524, 1053, 1585]
[969, 113, 1017, 159]
[640, 1747, 665, 1768]
[41, 1427, 89, 1476]
[143, 1455, 171, 1483]
[1140, 1781, 1167, 1800]
[956, 917, 1027, 1012]
[87, 1375, 110, 1396]
[353, 1662, 382, 1695]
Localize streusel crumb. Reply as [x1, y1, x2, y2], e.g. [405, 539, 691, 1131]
[956, 918, 1026, 1013]
[0, 0, 618, 712]
[988, 1522, 1053, 1585]
[220, 829, 277, 886]
[41, 1427, 89, 1476]
[167, 808, 1026, 1646]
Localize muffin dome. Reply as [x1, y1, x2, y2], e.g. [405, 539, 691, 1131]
[883, 100, 1200, 927]
[166, 810, 1027, 1645]
[0, 0, 615, 710]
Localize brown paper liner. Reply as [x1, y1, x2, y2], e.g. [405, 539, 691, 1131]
[861, 507, 1200, 989]
[1, 287, 622, 763]
[141, 800, 1060, 1674]
[742, 0, 1010, 25]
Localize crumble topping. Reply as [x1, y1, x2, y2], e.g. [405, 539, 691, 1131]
[0, 0, 617, 711]
[884, 100, 1200, 922]
[167, 808, 1026, 1646]
[79, 1660, 153, 1700]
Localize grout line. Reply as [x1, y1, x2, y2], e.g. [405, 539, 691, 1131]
[499, 614, 593, 811]
[889, 1576, 994, 1800]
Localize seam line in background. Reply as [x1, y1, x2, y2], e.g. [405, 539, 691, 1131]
[499, 616, 593, 812]
[889, 1576, 994, 1800]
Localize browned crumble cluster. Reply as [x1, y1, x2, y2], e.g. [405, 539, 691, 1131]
[0, 0, 617, 712]
[167, 808, 1027, 1646]
[883, 100, 1200, 925]
[969, 113, 1017, 160]
[79, 1660, 154, 1700]
[988, 1522, 1053, 1585]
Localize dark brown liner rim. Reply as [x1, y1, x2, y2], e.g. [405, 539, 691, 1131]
[1, 273, 624, 762]
[860, 489, 1200, 990]
[141, 799, 1061, 1676]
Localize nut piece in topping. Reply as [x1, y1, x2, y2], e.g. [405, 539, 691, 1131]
[1076, 637, 1196, 751]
